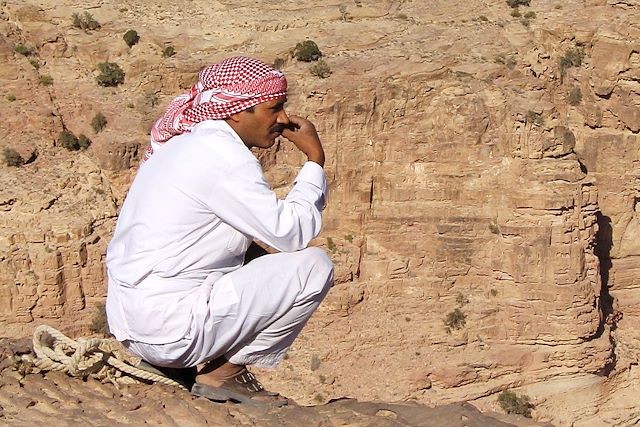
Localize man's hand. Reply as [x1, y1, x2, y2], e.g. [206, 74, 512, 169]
[281, 115, 325, 167]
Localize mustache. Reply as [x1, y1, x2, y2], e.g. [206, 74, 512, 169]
[271, 122, 299, 133]
[270, 124, 286, 133]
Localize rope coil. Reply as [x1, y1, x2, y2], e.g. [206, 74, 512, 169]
[29, 325, 187, 390]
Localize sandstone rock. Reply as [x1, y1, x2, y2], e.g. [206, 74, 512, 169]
[0, 0, 639, 425]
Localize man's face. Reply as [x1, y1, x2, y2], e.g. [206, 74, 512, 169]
[229, 96, 289, 149]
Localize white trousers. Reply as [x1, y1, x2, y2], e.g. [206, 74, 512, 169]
[124, 247, 333, 368]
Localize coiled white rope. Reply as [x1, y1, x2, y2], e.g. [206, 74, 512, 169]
[27, 325, 187, 390]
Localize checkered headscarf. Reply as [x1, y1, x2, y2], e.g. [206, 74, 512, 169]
[144, 56, 287, 161]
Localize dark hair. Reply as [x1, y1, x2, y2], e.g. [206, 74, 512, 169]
[244, 106, 255, 113]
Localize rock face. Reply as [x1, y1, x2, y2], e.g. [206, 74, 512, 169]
[0, 0, 638, 425]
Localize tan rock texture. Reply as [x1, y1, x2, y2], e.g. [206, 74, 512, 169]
[0, 0, 638, 425]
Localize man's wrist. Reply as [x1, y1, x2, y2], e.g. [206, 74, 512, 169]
[307, 151, 325, 167]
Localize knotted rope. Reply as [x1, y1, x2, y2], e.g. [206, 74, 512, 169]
[27, 325, 187, 390]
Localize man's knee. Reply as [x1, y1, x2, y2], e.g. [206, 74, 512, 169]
[299, 247, 334, 295]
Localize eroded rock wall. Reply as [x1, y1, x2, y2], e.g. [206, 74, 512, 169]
[0, 0, 638, 425]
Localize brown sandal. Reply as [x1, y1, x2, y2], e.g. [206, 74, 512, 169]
[191, 368, 288, 407]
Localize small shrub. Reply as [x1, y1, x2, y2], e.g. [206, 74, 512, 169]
[96, 62, 125, 87]
[444, 308, 466, 332]
[567, 87, 582, 106]
[91, 112, 107, 133]
[345, 234, 353, 243]
[524, 10, 536, 18]
[294, 40, 322, 62]
[58, 130, 81, 151]
[490, 288, 498, 297]
[72, 12, 100, 31]
[162, 45, 176, 58]
[456, 292, 469, 306]
[273, 57, 286, 69]
[310, 354, 321, 371]
[495, 53, 516, 69]
[3, 147, 24, 167]
[123, 29, 140, 47]
[506, 0, 530, 7]
[78, 134, 91, 149]
[146, 93, 159, 107]
[29, 58, 39, 69]
[396, 13, 409, 20]
[39, 75, 53, 86]
[339, 5, 349, 21]
[90, 302, 111, 336]
[478, 15, 489, 21]
[14, 44, 32, 56]
[526, 110, 544, 126]
[510, 8, 521, 17]
[126, 102, 135, 108]
[310, 59, 331, 78]
[6, 94, 16, 102]
[520, 18, 530, 27]
[559, 47, 586, 74]
[326, 237, 337, 253]
[498, 390, 533, 417]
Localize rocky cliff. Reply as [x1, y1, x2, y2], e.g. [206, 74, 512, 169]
[0, 0, 638, 425]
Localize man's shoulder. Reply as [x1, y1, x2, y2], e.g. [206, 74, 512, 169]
[172, 121, 259, 174]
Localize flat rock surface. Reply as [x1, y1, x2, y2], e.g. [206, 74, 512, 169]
[0, 342, 537, 427]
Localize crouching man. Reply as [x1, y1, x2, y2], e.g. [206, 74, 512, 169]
[105, 56, 333, 406]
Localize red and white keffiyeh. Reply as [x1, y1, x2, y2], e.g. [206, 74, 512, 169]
[143, 56, 287, 162]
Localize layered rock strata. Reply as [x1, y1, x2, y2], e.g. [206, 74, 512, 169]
[0, 0, 638, 424]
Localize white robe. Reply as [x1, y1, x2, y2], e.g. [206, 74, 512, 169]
[106, 120, 332, 367]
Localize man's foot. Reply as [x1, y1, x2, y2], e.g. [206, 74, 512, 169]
[192, 357, 288, 407]
[137, 360, 197, 390]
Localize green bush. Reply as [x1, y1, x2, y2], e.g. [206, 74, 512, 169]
[510, 8, 521, 17]
[14, 44, 33, 56]
[78, 134, 91, 149]
[524, 10, 536, 18]
[3, 147, 24, 167]
[506, 0, 530, 7]
[6, 94, 16, 102]
[162, 45, 176, 58]
[123, 29, 139, 47]
[294, 40, 322, 62]
[444, 308, 466, 332]
[39, 75, 53, 86]
[498, 390, 533, 417]
[29, 58, 39, 69]
[96, 62, 125, 87]
[91, 112, 107, 133]
[326, 237, 337, 253]
[567, 87, 582, 106]
[310, 59, 331, 78]
[58, 130, 88, 151]
[72, 12, 100, 31]
[559, 47, 586, 74]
